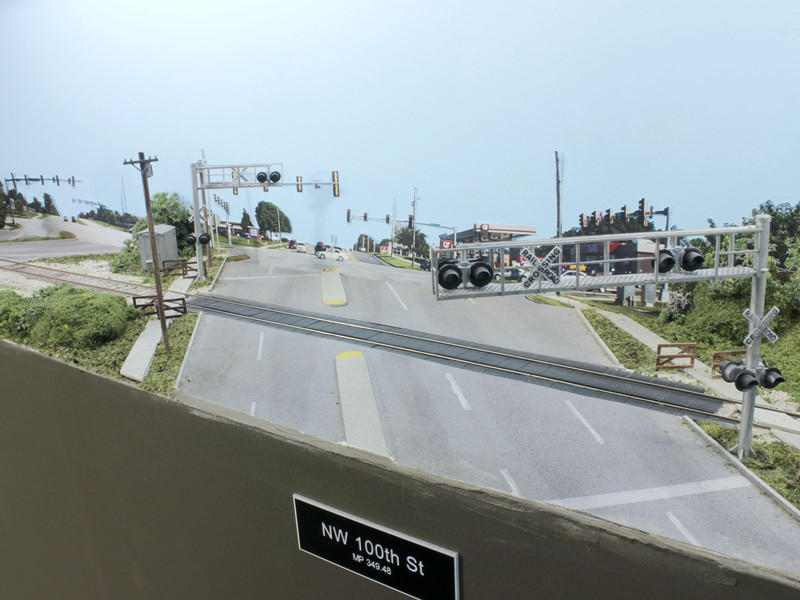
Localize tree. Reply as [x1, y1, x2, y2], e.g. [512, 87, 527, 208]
[29, 197, 43, 213]
[394, 226, 428, 256]
[149, 192, 192, 251]
[354, 234, 377, 251]
[43, 193, 59, 216]
[241, 209, 253, 230]
[0, 183, 7, 228]
[255, 201, 292, 237]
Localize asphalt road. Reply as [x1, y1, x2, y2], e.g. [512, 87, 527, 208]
[0, 215, 129, 259]
[178, 247, 800, 577]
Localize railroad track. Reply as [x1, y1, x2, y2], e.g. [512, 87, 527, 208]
[185, 293, 800, 433]
[4, 258, 798, 433]
[0, 256, 158, 297]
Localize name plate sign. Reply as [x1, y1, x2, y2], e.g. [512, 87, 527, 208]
[293, 495, 460, 600]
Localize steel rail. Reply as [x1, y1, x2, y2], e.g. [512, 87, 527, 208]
[0, 255, 158, 297]
[186, 292, 800, 419]
[190, 298, 800, 436]
[3, 256, 798, 432]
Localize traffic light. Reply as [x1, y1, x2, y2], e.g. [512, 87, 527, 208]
[638, 198, 648, 225]
[363, 212, 368, 222]
[386, 215, 390, 224]
[604, 209, 613, 223]
[332, 171, 340, 197]
[621, 205, 628, 220]
[720, 360, 785, 391]
[296, 176, 303, 192]
[408, 215, 413, 228]
[436, 259, 494, 290]
[579, 213, 585, 228]
[652, 246, 705, 273]
[346, 209, 351, 223]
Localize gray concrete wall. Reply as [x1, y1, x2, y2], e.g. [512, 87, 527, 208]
[2, 339, 799, 599]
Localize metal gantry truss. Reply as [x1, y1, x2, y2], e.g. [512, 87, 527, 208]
[431, 216, 775, 458]
[190, 161, 339, 278]
[431, 223, 764, 300]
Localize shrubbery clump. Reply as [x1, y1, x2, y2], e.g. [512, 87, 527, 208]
[0, 285, 137, 350]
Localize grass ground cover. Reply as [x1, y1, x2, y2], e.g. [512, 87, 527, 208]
[698, 422, 800, 511]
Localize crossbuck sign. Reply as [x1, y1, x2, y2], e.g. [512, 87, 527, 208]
[742, 306, 779, 347]
[520, 246, 561, 287]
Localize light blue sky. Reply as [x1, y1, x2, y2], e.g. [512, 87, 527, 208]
[2, 0, 798, 247]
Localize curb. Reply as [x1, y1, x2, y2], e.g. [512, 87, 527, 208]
[209, 256, 229, 292]
[173, 311, 203, 393]
[573, 306, 623, 369]
[682, 416, 800, 524]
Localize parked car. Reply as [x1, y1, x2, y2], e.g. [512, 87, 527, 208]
[420, 259, 431, 271]
[317, 247, 347, 261]
[296, 242, 306, 253]
[493, 267, 523, 282]
[288, 240, 297, 249]
[314, 242, 326, 254]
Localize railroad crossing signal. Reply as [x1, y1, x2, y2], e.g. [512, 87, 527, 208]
[743, 306, 779, 347]
[519, 246, 561, 287]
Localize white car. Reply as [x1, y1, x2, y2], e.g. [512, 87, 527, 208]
[296, 242, 306, 253]
[317, 247, 347, 261]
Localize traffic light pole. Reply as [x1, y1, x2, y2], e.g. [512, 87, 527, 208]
[735, 213, 771, 459]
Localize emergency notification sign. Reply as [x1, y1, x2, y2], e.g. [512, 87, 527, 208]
[293, 495, 461, 600]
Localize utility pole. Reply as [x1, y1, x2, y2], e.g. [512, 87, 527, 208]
[555, 151, 563, 238]
[391, 198, 397, 256]
[276, 204, 282, 244]
[123, 152, 170, 352]
[411, 188, 418, 265]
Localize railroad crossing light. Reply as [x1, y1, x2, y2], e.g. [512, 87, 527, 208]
[760, 365, 786, 389]
[385, 215, 390, 224]
[296, 176, 303, 192]
[719, 360, 785, 391]
[332, 171, 340, 197]
[720, 360, 759, 391]
[436, 259, 494, 290]
[347, 209, 351, 223]
[256, 171, 282, 184]
[653, 246, 705, 273]
[469, 260, 494, 287]
[186, 234, 197, 246]
[198, 233, 211, 245]
[363, 212, 368, 222]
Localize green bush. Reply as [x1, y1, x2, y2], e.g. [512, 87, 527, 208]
[0, 290, 25, 337]
[109, 236, 143, 274]
[25, 285, 136, 350]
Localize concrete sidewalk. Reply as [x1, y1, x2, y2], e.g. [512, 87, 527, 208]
[120, 274, 195, 382]
[565, 296, 800, 450]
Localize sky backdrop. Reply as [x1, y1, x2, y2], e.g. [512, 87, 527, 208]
[2, 0, 799, 248]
